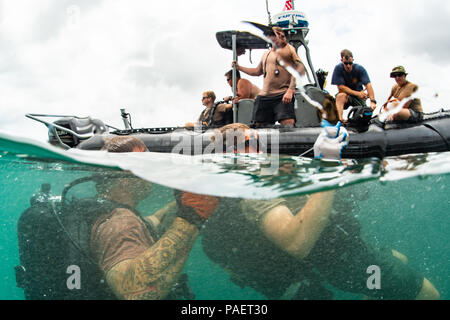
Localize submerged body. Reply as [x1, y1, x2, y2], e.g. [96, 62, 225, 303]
[1, 132, 448, 300]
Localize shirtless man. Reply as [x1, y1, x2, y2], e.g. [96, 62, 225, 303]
[234, 27, 306, 127]
[383, 66, 423, 122]
[223, 69, 260, 104]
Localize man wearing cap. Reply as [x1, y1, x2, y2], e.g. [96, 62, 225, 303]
[331, 49, 377, 122]
[382, 66, 423, 122]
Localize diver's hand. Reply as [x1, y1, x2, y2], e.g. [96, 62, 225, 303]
[314, 121, 349, 161]
[174, 190, 219, 229]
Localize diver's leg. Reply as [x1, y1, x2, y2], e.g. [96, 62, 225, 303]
[391, 249, 408, 264]
[389, 249, 439, 300]
[415, 278, 440, 300]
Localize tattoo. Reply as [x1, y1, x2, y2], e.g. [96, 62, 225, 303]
[106, 217, 198, 300]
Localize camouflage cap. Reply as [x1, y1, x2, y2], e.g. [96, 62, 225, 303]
[390, 66, 407, 77]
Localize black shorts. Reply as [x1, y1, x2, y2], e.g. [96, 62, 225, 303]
[344, 95, 367, 109]
[408, 109, 424, 123]
[306, 211, 425, 299]
[252, 93, 296, 125]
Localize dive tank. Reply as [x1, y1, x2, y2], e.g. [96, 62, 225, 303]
[30, 183, 61, 206]
[30, 184, 51, 205]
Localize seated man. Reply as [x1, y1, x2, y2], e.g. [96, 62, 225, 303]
[223, 69, 260, 104]
[383, 66, 423, 122]
[331, 49, 377, 122]
[185, 91, 233, 128]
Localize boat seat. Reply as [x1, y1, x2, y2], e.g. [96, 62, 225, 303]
[295, 86, 324, 127]
[237, 99, 255, 125]
[68, 117, 108, 137]
[51, 117, 108, 148]
[236, 88, 324, 127]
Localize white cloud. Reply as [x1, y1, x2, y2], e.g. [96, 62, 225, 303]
[0, 0, 449, 141]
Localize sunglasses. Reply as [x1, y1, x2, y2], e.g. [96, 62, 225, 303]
[226, 78, 232, 81]
[391, 73, 405, 78]
[343, 61, 353, 66]
[202, 96, 209, 100]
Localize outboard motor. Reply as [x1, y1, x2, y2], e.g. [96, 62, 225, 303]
[48, 117, 108, 148]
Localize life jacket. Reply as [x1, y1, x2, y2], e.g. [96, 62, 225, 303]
[15, 179, 193, 300]
[198, 102, 233, 127]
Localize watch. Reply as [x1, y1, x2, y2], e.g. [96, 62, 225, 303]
[370, 99, 377, 104]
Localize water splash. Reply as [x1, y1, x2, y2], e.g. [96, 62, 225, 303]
[3, 132, 450, 200]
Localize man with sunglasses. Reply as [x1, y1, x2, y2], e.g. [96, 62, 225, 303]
[382, 66, 423, 122]
[331, 49, 377, 122]
[185, 91, 233, 128]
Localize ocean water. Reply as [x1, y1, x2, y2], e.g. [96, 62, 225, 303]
[0, 133, 448, 300]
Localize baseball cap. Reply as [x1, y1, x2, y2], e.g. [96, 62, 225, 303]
[390, 66, 407, 78]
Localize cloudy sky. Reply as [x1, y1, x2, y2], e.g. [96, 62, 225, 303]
[1, 0, 449, 141]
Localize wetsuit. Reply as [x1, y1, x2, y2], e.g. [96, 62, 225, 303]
[201, 191, 424, 299]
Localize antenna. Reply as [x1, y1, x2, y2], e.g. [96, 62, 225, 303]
[266, 0, 272, 25]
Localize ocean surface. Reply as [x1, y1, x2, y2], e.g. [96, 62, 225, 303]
[0, 132, 448, 300]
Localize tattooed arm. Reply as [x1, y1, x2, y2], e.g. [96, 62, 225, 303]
[105, 217, 199, 300]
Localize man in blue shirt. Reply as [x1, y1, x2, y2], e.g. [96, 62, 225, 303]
[331, 49, 377, 122]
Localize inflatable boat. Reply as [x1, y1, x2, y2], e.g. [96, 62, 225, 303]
[25, 19, 450, 159]
[25, 107, 450, 159]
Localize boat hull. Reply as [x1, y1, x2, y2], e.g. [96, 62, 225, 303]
[77, 111, 450, 159]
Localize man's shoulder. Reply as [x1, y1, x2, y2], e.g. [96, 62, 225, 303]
[405, 81, 418, 90]
[239, 198, 287, 222]
[331, 63, 345, 84]
[260, 50, 270, 60]
[287, 43, 299, 56]
[333, 63, 345, 73]
[93, 206, 141, 230]
[238, 78, 253, 87]
[353, 63, 368, 73]
[400, 81, 419, 97]
[215, 103, 232, 112]
[239, 196, 309, 220]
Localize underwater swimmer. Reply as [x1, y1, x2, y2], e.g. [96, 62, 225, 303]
[91, 136, 218, 299]
[200, 124, 439, 300]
